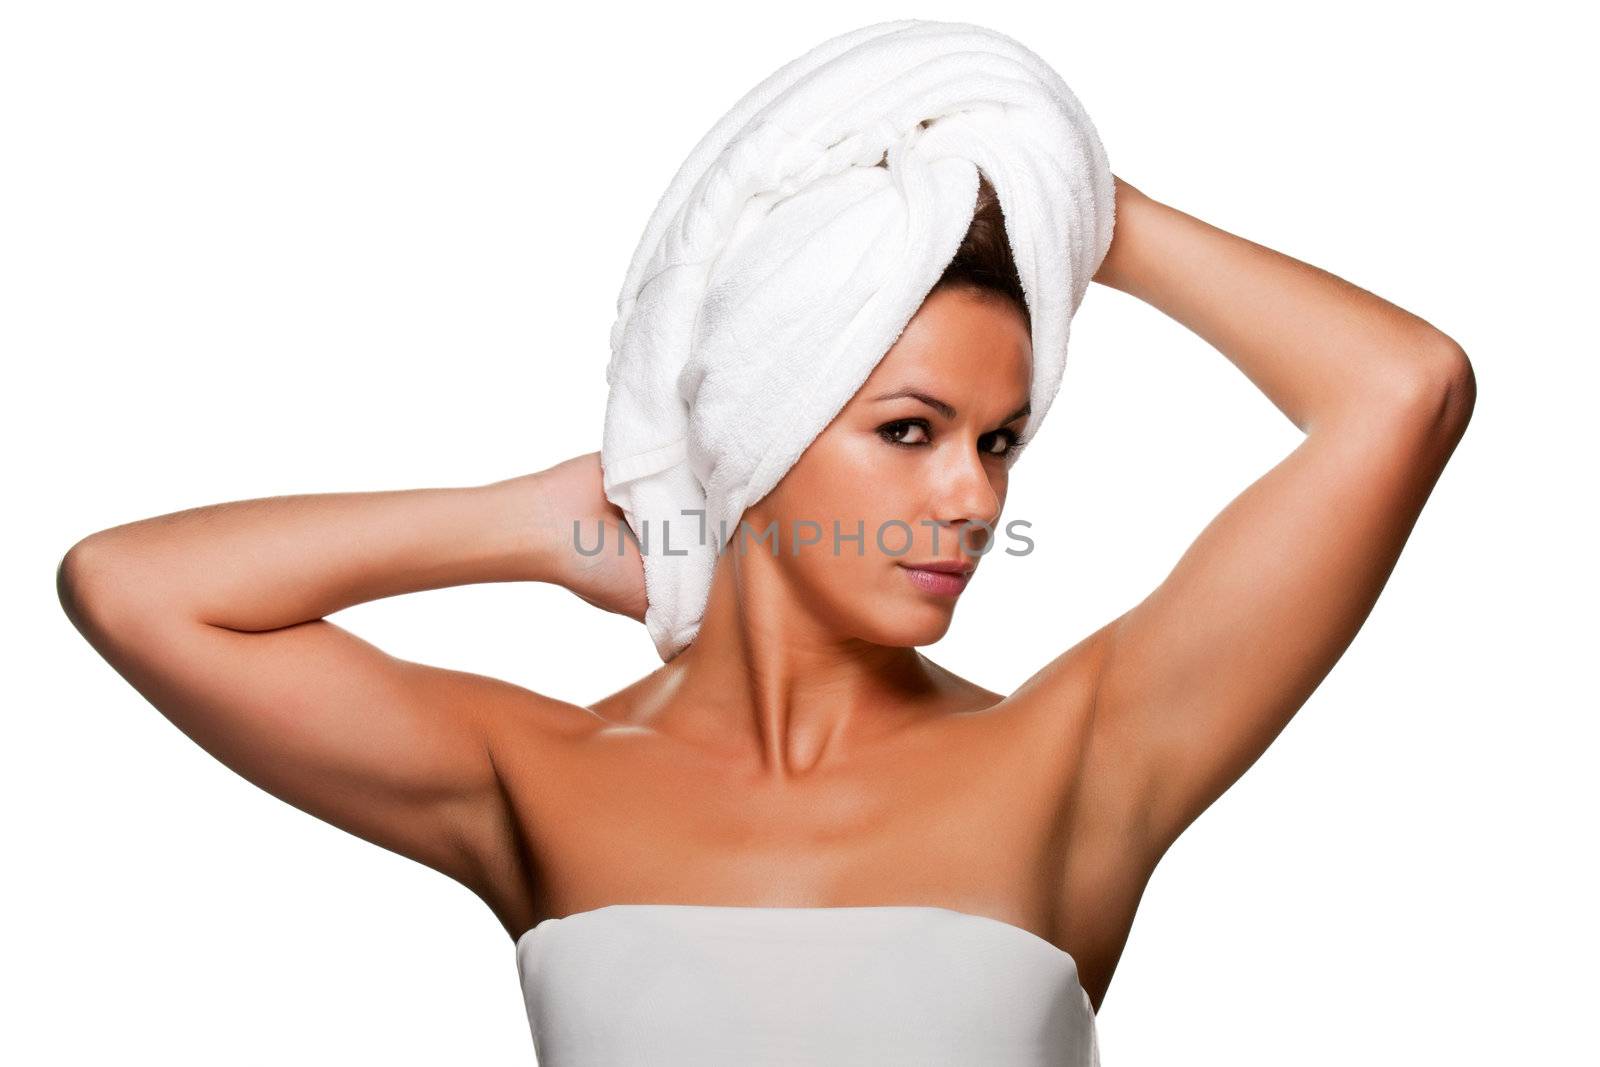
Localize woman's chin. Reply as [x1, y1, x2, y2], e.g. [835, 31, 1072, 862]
[863, 608, 956, 648]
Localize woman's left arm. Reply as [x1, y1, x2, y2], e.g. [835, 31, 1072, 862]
[1079, 178, 1476, 861]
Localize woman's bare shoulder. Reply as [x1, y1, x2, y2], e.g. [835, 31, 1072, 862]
[915, 621, 1112, 726]
[1004, 622, 1116, 718]
[465, 666, 627, 754]
[579, 663, 680, 728]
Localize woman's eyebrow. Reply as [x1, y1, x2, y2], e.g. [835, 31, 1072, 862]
[870, 388, 1031, 425]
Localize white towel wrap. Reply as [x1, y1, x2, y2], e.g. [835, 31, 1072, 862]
[601, 18, 1116, 662]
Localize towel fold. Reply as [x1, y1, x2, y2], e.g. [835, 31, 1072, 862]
[601, 18, 1115, 662]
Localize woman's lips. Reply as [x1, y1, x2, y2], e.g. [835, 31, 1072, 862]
[899, 563, 973, 597]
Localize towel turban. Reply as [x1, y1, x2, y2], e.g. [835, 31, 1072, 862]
[600, 18, 1116, 662]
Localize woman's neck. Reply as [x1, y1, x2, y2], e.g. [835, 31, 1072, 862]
[630, 556, 960, 776]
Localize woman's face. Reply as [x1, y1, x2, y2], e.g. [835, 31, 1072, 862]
[740, 284, 1034, 648]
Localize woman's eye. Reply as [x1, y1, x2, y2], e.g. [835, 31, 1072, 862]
[880, 421, 1025, 455]
[981, 430, 1018, 456]
[879, 420, 930, 446]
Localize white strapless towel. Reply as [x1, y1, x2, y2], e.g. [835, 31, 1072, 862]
[515, 904, 1100, 1066]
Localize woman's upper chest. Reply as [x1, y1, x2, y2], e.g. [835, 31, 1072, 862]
[489, 696, 1093, 933]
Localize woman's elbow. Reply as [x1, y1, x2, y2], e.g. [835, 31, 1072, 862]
[57, 533, 143, 637]
[57, 536, 110, 633]
[1383, 333, 1477, 438]
[1435, 341, 1477, 433]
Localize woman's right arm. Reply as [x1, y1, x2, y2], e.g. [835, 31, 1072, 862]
[55, 453, 641, 898]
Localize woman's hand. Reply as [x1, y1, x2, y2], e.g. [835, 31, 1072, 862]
[498, 452, 649, 624]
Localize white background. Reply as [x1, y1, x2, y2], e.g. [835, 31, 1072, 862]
[5, 2, 1594, 1063]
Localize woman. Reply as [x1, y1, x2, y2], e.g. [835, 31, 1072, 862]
[56, 27, 1474, 1067]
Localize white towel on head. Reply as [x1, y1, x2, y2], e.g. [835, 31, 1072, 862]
[601, 17, 1115, 663]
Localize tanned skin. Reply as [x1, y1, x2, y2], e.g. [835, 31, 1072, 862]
[57, 178, 1474, 1012]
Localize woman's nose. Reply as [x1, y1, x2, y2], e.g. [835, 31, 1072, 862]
[930, 447, 1002, 538]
